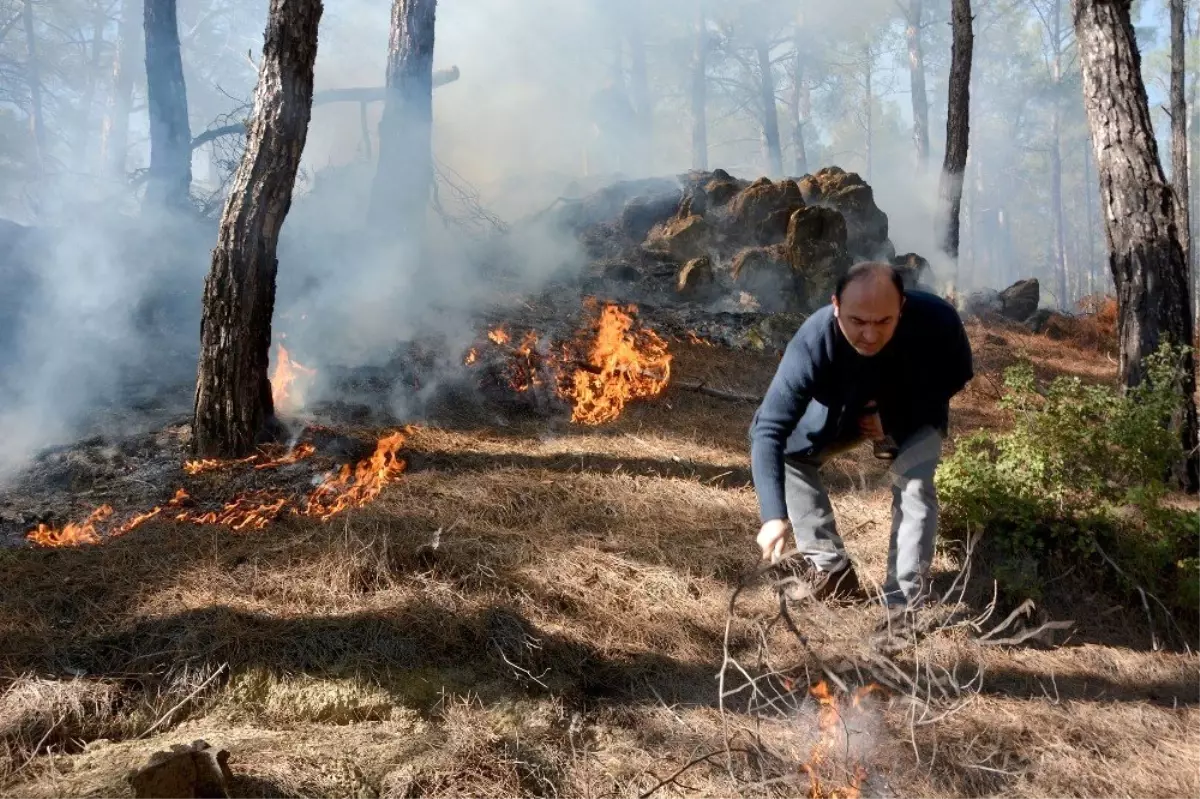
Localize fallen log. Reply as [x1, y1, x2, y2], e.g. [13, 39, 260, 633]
[189, 66, 461, 151]
[674, 379, 761, 403]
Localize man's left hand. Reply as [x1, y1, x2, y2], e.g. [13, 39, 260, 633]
[858, 412, 884, 441]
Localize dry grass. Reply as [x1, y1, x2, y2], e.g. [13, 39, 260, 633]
[1, 328, 1197, 798]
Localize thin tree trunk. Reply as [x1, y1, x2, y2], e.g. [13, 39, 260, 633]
[1073, 0, 1198, 491]
[863, 39, 873, 183]
[939, 0, 973, 268]
[790, 21, 808, 176]
[74, 1, 108, 170]
[368, 0, 436, 238]
[1170, 0, 1190, 270]
[101, 0, 140, 179]
[691, 0, 707, 171]
[1051, 0, 1069, 308]
[144, 0, 192, 210]
[193, 0, 324, 458]
[1084, 134, 1098, 295]
[628, 19, 652, 174]
[756, 38, 783, 177]
[22, 0, 46, 174]
[905, 0, 930, 168]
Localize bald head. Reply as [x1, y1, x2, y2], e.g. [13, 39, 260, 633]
[831, 262, 905, 356]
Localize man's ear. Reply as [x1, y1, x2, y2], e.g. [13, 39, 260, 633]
[831, 296, 839, 317]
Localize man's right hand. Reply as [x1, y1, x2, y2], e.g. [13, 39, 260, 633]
[756, 518, 791, 562]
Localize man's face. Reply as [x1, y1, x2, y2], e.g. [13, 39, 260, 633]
[832, 278, 903, 356]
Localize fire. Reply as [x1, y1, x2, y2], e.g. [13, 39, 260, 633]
[464, 347, 479, 365]
[303, 431, 406, 520]
[26, 505, 113, 547]
[26, 433, 408, 547]
[798, 680, 881, 799]
[270, 343, 317, 413]
[184, 442, 315, 475]
[685, 330, 714, 347]
[472, 303, 672, 425]
[564, 303, 671, 425]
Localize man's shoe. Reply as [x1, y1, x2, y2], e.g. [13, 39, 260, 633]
[773, 557, 865, 604]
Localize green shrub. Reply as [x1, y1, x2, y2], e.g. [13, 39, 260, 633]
[936, 343, 1199, 619]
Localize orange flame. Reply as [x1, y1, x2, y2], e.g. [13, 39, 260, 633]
[303, 431, 406, 520]
[464, 347, 479, 365]
[26, 434, 407, 547]
[475, 303, 671, 424]
[184, 442, 315, 476]
[270, 343, 317, 413]
[798, 680, 880, 799]
[564, 304, 671, 425]
[26, 505, 113, 547]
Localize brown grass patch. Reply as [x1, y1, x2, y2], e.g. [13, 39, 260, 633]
[1, 332, 1196, 798]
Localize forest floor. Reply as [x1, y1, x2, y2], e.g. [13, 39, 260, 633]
[0, 317, 1197, 798]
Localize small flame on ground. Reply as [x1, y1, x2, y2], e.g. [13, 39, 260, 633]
[184, 442, 316, 475]
[798, 680, 881, 799]
[26, 505, 113, 547]
[26, 434, 407, 547]
[487, 327, 510, 345]
[685, 330, 714, 347]
[270, 343, 317, 413]
[464, 347, 479, 365]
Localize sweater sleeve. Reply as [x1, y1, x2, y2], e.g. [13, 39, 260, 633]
[940, 311, 974, 400]
[749, 328, 820, 523]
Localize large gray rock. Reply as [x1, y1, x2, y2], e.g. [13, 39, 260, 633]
[998, 278, 1040, 321]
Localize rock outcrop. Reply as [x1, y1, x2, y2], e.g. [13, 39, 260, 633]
[552, 166, 916, 315]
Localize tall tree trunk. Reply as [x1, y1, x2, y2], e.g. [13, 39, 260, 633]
[368, 0, 436, 239]
[193, 0, 324, 458]
[1170, 0, 1190, 270]
[863, 39, 873, 183]
[1084, 134, 1098, 295]
[628, 20, 652, 174]
[1051, 0, 1069, 308]
[905, 0, 930, 168]
[790, 21, 808, 176]
[1073, 0, 1198, 491]
[939, 0, 973, 267]
[22, 0, 46, 174]
[756, 38, 783, 177]
[691, 0, 707, 171]
[144, 0, 192, 210]
[101, 0, 141, 179]
[74, 1, 109, 171]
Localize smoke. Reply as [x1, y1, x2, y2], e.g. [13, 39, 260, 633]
[0, 0, 1073, 484]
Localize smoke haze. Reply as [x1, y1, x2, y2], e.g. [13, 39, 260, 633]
[0, 0, 1174, 482]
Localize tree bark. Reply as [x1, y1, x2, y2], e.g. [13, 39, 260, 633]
[367, 0, 436, 238]
[73, 1, 108, 171]
[939, 0, 973, 266]
[691, 0, 707, 171]
[628, 19, 652, 174]
[1073, 0, 1198, 491]
[100, 0, 141, 179]
[144, 0, 192, 210]
[790, 21, 808, 176]
[1084, 134, 1098, 295]
[1050, 0, 1069, 308]
[193, 0, 323, 458]
[756, 37, 783, 177]
[863, 39, 873, 183]
[1170, 0, 1190, 270]
[905, 0, 930, 169]
[22, 0, 46, 174]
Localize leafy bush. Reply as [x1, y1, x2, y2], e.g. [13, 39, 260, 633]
[936, 343, 1199, 619]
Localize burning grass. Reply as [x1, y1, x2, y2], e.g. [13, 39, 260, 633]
[2, 326, 1197, 799]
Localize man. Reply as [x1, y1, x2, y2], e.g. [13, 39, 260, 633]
[749, 261, 973, 635]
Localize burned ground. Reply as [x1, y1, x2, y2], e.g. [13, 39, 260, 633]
[0, 314, 1196, 799]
